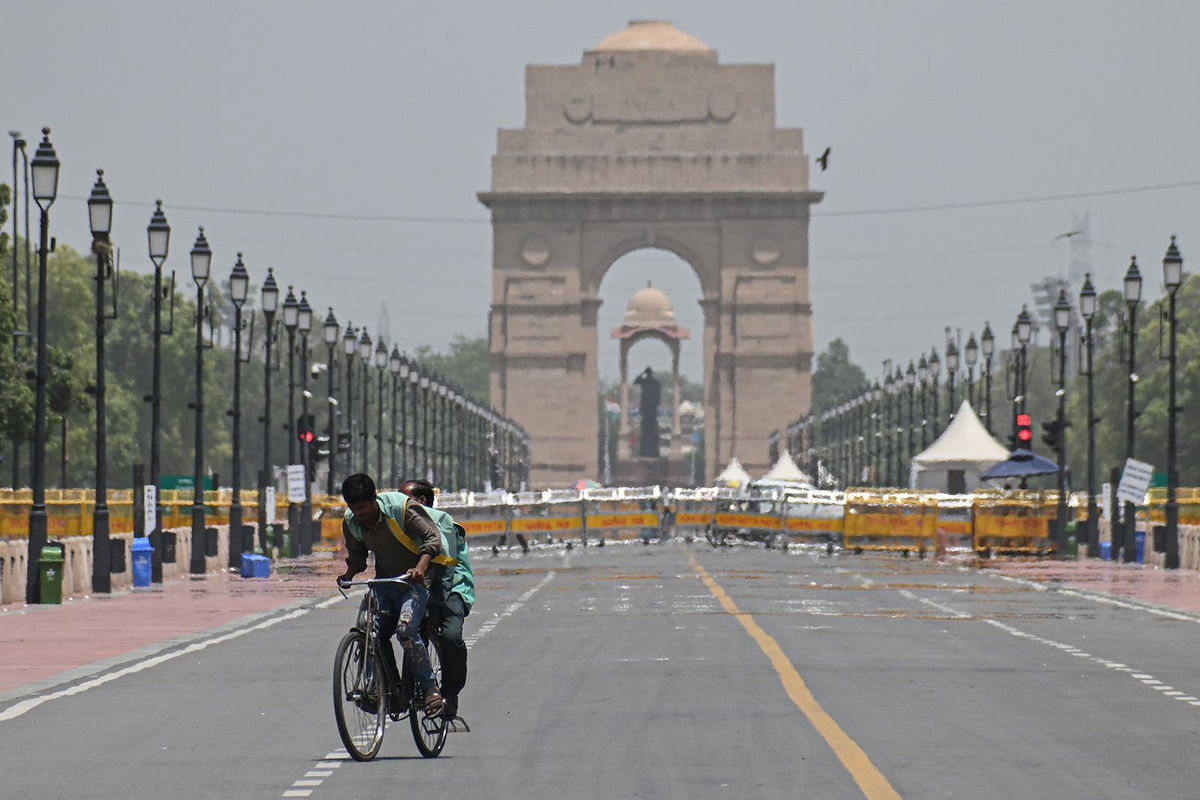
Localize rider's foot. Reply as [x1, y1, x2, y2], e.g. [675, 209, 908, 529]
[422, 688, 443, 716]
[440, 696, 458, 720]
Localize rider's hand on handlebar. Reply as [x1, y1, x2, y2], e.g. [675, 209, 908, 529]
[336, 571, 354, 588]
[406, 564, 427, 583]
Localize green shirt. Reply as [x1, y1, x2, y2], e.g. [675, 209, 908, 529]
[426, 506, 476, 610]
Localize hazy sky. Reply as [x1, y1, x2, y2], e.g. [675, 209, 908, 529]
[9, 1, 1199, 386]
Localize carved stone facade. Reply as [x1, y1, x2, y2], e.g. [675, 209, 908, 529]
[480, 21, 822, 487]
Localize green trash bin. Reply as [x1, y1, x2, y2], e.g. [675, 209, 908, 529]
[39, 544, 65, 604]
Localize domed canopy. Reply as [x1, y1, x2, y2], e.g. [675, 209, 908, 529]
[623, 284, 677, 327]
[591, 20, 712, 53]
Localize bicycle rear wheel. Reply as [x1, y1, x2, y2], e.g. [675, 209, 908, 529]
[333, 630, 387, 761]
[410, 636, 448, 758]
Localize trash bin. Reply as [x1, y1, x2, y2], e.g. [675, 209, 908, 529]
[204, 527, 219, 557]
[131, 537, 154, 587]
[110, 538, 127, 573]
[1098, 541, 1112, 560]
[38, 544, 65, 604]
[1135, 530, 1146, 563]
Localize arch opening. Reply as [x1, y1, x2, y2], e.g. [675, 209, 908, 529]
[597, 249, 705, 486]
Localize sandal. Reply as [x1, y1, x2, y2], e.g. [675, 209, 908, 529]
[423, 688, 444, 716]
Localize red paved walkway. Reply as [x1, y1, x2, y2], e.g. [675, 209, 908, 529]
[0, 556, 342, 695]
[996, 557, 1200, 614]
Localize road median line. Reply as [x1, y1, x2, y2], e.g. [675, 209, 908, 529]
[687, 550, 902, 800]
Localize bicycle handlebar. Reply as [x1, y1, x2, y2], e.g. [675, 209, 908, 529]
[336, 574, 419, 598]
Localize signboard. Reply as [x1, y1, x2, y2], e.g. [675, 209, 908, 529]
[160, 474, 214, 491]
[265, 487, 277, 524]
[586, 512, 659, 530]
[142, 484, 158, 533]
[286, 464, 307, 503]
[1117, 458, 1153, 506]
[511, 516, 581, 533]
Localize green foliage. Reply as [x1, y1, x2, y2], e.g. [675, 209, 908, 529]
[811, 338, 868, 414]
[412, 334, 490, 401]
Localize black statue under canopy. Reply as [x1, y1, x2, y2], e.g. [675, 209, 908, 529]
[634, 367, 661, 458]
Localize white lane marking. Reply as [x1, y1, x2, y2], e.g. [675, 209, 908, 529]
[0, 605, 317, 722]
[282, 791, 312, 798]
[305, 771, 333, 777]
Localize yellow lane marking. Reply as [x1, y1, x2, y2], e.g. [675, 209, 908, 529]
[687, 551, 902, 800]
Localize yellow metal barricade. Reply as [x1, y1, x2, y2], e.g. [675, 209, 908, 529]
[843, 490, 938, 553]
[972, 491, 1057, 556]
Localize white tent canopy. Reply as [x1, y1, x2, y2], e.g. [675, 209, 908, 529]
[910, 400, 1008, 492]
[715, 456, 752, 488]
[756, 450, 813, 486]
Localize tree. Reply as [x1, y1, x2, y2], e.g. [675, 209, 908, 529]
[811, 338, 867, 415]
[413, 334, 489, 401]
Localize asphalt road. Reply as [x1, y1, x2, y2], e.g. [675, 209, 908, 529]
[3, 539, 1200, 799]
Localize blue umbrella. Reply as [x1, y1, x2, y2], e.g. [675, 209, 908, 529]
[981, 449, 1060, 480]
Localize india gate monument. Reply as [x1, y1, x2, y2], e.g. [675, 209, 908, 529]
[480, 20, 823, 487]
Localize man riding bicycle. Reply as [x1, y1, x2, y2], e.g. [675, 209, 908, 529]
[337, 473, 455, 716]
[398, 479, 475, 721]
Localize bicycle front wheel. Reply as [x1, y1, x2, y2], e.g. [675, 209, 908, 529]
[333, 630, 387, 761]
[411, 636, 448, 758]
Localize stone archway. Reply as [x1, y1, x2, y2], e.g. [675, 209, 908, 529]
[480, 20, 823, 487]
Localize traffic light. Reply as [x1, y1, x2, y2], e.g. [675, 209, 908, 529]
[336, 430, 352, 454]
[313, 434, 331, 462]
[1015, 413, 1033, 448]
[296, 413, 316, 444]
[1041, 420, 1059, 451]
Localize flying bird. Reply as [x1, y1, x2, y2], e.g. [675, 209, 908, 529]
[816, 147, 831, 171]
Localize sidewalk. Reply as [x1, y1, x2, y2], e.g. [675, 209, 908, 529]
[0, 555, 343, 697]
[994, 557, 1200, 615]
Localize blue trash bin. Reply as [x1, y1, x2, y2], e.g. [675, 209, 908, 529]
[252, 555, 271, 578]
[131, 537, 154, 587]
[240, 552, 255, 579]
[1135, 530, 1146, 563]
[1098, 541, 1112, 560]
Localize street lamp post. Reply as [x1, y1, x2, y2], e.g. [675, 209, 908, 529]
[399, 356, 412, 481]
[980, 323, 995, 434]
[146, 198, 172, 583]
[358, 329, 372, 473]
[25, 129, 57, 603]
[928, 349, 941, 440]
[342, 324, 357, 470]
[87, 169, 115, 593]
[258, 269, 279, 556]
[905, 362, 916, 475]
[946, 341, 959, 421]
[297, 291, 313, 555]
[1052, 289, 1071, 554]
[1079, 274, 1098, 556]
[1016, 305, 1033, 416]
[374, 339, 387, 482]
[917, 355, 929, 449]
[438, 383, 451, 486]
[323, 309, 339, 495]
[389, 347, 401, 487]
[882, 370, 895, 486]
[188, 227, 213, 576]
[1162, 238, 1183, 569]
[965, 334, 978, 409]
[226, 253, 250, 570]
[419, 373, 431, 479]
[281, 287, 299, 539]
[1121, 257, 1142, 562]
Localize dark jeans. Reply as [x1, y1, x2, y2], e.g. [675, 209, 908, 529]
[432, 593, 469, 701]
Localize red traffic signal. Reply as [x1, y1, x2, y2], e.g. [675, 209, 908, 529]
[1016, 413, 1033, 444]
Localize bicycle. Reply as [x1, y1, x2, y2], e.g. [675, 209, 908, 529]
[333, 575, 449, 761]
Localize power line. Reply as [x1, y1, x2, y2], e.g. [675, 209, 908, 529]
[62, 176, 1200, 226]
